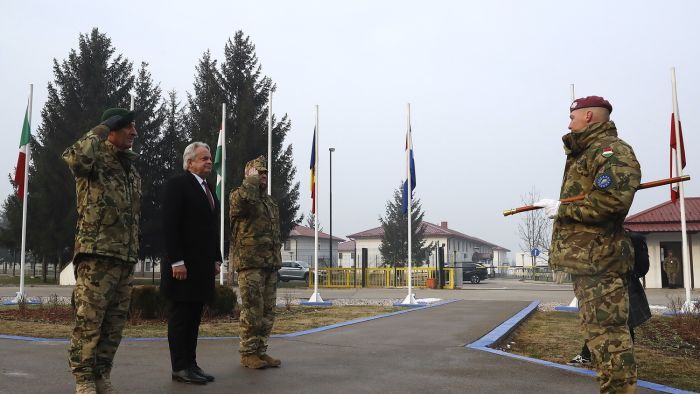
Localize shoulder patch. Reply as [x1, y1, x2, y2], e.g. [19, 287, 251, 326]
[601, 147, 614, 158]
[595, 174, 613, 189]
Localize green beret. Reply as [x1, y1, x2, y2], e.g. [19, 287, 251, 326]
[101, 108, 137, 127]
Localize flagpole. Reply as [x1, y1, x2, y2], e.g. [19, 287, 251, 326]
[401, 103, 416, 305]
[308, 105, 324, 303]
[267, 91, 272, 196]
[220, 103, 226, 285]
[16, 84, 33, 302]
[567, 84, 579, 310]
[671, 67, 692, 312]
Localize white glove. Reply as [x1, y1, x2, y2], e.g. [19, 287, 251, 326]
[533, 199, 561, 219]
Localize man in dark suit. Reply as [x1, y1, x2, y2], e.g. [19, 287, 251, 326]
[161, 142, 222, 385]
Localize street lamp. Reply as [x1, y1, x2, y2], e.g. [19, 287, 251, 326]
[329, 147, 335, 268]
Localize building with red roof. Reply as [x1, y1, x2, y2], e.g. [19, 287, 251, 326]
[282, 225, 345, 266]
[345, 221, 509, 269]
[624, 197, 700, 289]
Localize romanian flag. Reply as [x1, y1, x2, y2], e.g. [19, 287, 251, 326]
[670, 113, 686, 203]
[402, 125, 416, 215]
[310, 127, 316, 214]
[14, 105, 31, 201]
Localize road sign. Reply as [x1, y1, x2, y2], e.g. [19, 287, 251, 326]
[531, 248, 540, 257]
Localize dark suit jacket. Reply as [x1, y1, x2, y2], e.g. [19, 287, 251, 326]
[161, 172, 222, 303]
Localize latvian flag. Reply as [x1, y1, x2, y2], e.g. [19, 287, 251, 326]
[670, 113, 686, 203]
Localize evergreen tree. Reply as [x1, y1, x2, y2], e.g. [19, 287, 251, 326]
[187, 31, 301, 251]
[303, 211, 323, 232]
[132, 62, 166, 262]
[0, 177, 22, 261]
[29, 28, 134, 267]
[186, 50, 223, 147]
[160, 90, 189, 178]
[379, 183, 429, 267]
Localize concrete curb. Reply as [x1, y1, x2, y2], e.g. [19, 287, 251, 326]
[466, 300, 696, 394]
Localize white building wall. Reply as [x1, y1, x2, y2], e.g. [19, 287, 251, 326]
[644, 232, 699, 289]
[338, 250, 355, 268]
[280, 237, 339, 266]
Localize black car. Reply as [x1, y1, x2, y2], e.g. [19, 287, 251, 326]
[461, 262, 488, 284]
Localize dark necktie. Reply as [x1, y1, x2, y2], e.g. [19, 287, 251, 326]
[203, 180, 215, 211]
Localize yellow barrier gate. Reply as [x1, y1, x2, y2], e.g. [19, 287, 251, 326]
[309, 268, 455, 289]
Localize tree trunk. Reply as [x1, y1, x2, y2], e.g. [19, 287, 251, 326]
[42, 257, 48, 283]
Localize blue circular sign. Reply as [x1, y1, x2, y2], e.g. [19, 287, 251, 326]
[531, 248, 540, 257]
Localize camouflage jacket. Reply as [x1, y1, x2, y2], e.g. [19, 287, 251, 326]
[229, 175, 282, 272]
[549, 121, 641, 276]
[62, 125, 141, 264]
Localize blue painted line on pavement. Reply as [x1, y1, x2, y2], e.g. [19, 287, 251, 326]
[0, 299, 459, 343]
[467, 300, 696, 394]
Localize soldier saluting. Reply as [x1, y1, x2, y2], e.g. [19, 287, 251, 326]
[63, 108, 141, 394]
[229, 156, 283, 369]
[534, 96, 641, 393]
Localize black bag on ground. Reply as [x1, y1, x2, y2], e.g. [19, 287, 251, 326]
[627, 232, 651, 328]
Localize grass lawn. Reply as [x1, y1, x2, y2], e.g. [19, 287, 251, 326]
[500, 311, 700, 392]
[0, 304, 400, 339]
[0, 275, 58, 286]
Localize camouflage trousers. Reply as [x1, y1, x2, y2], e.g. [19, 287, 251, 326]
[69, 255, 134, 383]
[238, 268, 277, 356]
[573, 275, 637, 394]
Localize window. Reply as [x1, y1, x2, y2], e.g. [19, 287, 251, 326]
[339, 252, 343, 259]
[284, 240, 291, 251]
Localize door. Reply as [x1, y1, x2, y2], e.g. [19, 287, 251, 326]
[660, 242, 683, 288]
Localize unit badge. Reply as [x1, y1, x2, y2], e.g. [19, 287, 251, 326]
[595, 174, 613, 189]
[601, 147, 613, 158]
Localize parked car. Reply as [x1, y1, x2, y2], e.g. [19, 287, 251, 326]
[279, 260, 327, 284]
[462, 262, 488, 284]
[279, 260, 310, 283]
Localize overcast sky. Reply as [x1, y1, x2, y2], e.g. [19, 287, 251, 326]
[2, 1, 699, 259]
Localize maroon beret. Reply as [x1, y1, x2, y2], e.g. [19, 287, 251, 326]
[570, 96, 613, 114]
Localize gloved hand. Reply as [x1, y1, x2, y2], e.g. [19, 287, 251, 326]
[533, 199, 561, 219]
[100, 115, 125, 131]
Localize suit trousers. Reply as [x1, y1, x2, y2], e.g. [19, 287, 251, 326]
[167, 301, 204, 371]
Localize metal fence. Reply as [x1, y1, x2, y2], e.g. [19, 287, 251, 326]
[309, 267, 455, 289]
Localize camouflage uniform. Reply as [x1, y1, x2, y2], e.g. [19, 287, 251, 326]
[548, 121, 641, 393]
[663, 255, 680, 287]
[62, 124, 141, 384]
[229, 157, 282, 358]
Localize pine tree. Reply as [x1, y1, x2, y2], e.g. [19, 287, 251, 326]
[160, 90, 189, 178]
[29, 28, 134, 267]
[187, 31, 301, 252]
[132, 62, 166, 263]
[379, 183, 429, 267]
[304, 211, 323, 232]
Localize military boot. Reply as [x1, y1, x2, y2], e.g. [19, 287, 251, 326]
[75, 380, 97, 394]
[259, 354, 281, 367]
[96, 373, 119, 394]
[240, 354, 268, 369]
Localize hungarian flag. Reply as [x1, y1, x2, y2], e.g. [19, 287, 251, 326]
[670, 113, 686, 203]
[402, 125, 416, 215]
[14, 105, 31, 201]
[309, 127, 316, 214]
[214, 128, 224, 200]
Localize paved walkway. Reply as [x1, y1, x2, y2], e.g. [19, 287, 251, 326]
[0, 299, 661, 394]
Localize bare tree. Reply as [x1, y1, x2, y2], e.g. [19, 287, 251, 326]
[517, 187, 552, 260]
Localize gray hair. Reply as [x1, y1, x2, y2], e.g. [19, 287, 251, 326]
[182, 142, 211, 170]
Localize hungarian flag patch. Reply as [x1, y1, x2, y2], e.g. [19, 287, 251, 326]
[601, 147, 613, 158]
